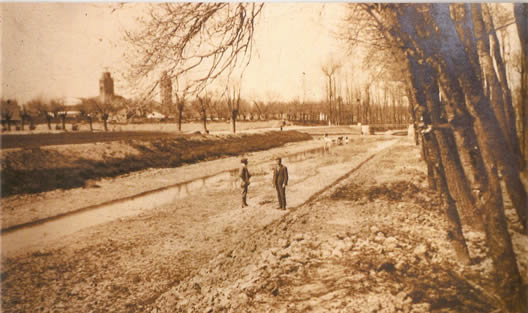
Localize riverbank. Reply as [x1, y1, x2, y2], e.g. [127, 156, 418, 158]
[0, 131, 310, 197]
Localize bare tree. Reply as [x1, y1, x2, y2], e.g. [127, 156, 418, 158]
[321, 58, 341, 125]
[194, 93, 212, 133]
[80, 98, 99, 131]
[174, 78, 191, 132]
[49, 99, 67, 131]
[90, 96, 125, 132]
[124, 3, 264, 99]
[226, 84, 241, 133]
[26, 97, 51, 130]
[1, 99, 19, 131]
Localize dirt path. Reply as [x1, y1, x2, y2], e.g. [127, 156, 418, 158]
[1, 136, 397, 313]
[151, 139, 528, 313]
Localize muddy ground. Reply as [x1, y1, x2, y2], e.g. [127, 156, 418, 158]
[1, 134, 379, 231]
[1, 136, 527, 313]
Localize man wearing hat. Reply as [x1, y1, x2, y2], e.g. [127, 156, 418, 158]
[272, 157, 289, 209]
[240, 158, 251, 207]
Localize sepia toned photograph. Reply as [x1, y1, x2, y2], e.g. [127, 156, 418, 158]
[1, 2, 527, 312]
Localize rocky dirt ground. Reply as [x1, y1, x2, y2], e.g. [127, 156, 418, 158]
[2, 137, 527, 313]
[151, 141, 528, 313]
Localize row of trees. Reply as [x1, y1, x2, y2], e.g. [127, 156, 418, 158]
[123, 3, 411, 134]
[1, 96, 128, 132]
[344, 3, 526, 312]
[3, 90, 410, 133]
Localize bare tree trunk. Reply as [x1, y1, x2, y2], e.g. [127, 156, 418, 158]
[409, 58, 474, 262]
[103, 114, 109, 131]
[178, 109, 183, 132]
[88, 116, 93, 132]
[412, 57, 487, 229]
[61, 115, 66, 132]
[445, 4, 528, 232]
[202, 109, 208, 133]
[426, 5, 526, 310]
[481, 5, 518, 156]
[514, 3, 528, 170]
[471, 5, 519, 158]
[46, 115, 52, 130]
[232, 110, 237, 134]
[424, 132, 471, 264]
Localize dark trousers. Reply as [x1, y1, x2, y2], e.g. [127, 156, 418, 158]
[275, 185, 286, 208]
[241, 184, 248, 206]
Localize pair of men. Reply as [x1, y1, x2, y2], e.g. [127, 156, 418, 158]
[239, 157, 288, 209]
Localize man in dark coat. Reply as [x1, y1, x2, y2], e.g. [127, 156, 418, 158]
[240, 158, 251, 207]
[272, 157, 289, 209]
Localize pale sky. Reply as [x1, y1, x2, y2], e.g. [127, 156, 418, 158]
[1, 3, 357, 104]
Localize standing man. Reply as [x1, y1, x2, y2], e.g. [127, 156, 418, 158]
[273, 157, 289, 209]
[240, 158, 251, 207]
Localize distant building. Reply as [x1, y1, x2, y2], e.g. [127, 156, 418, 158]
[99, 72, 115, 104]
[160, 71, 173, 114]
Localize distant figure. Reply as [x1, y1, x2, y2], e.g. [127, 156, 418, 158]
[323, 133, 332, 152]
[280, 120, 286, 131]
[272, 157, 289, 210]
[240, 158, 251, 207]
[345, 136, 349, 144]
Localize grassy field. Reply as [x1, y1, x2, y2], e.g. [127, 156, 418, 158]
[1, 131, 311, 197]
[1, 120, 285, 136]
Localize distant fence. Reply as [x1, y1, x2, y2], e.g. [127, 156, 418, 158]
[361, 124, 409, 135]
[367, 124, 408, 129]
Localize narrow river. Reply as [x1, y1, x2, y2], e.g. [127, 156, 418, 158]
[2, 145, 348, 256]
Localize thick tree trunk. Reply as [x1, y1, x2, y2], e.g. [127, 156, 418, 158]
[88, 116, 93, 132]
[427, 5, 526, 310]
[474, 118, 526, 313]
[447, 4, 527, 231]
[409, 57, 481, 228]
[424, 132, 471, 264]
[46, 115, 52, 130]
[61, 115, 66, 132]
[471, 5, 520, 161]
[405, 52, 472, 259]
[514, 3, 528, 170]
[447, 5, 528, 232]
[481, 5, 517, 151]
